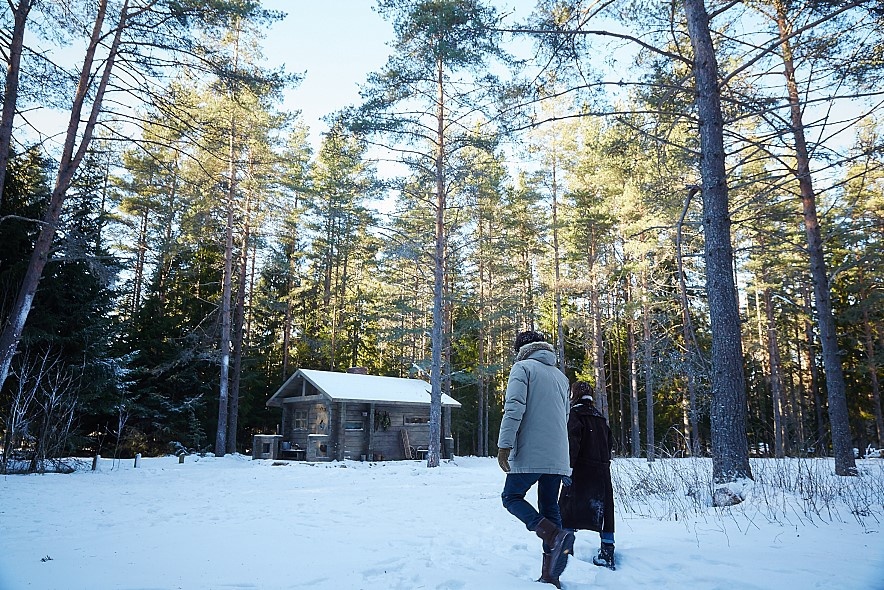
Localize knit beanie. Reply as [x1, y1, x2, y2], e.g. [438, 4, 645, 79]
[513, 330, 546, 353]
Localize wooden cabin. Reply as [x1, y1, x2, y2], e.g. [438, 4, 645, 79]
[263, 368, 461, 461]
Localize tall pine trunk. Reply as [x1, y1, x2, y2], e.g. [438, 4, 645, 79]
[684, 0, 753, 487]
[215, 157, 235, 457]
[774, 2, 856, 475]
[477, 212, 487, 457]
[215, 25, 240, 457]
[428, 55, 445, 468]
[227, 187, 252, 455]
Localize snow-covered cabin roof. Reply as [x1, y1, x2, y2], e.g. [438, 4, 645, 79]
[266, 369, 461, 408]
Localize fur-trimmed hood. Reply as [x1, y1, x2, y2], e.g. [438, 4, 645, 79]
[516, 340, 556, 363]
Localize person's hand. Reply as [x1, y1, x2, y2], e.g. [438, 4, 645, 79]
[561, 475, 572, 487]
[497, 448, 511, 473]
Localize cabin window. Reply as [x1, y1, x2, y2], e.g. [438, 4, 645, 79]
[293, 410, 308, 430]
[404, 415, 429, 425]
[345, 420, 364, 431]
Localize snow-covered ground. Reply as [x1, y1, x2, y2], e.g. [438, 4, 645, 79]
[1, 455, 882, 589]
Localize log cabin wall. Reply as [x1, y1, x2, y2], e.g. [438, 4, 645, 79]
[367, 404, 431, 460]
[281, 398, 447, 461]
[282, 398, 330, 458]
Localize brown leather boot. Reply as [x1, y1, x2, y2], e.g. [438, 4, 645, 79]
[537, 552, 561, 588]
[533, 518, 574, 579]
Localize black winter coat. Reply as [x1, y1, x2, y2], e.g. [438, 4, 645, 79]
[558, 398, 615, 533]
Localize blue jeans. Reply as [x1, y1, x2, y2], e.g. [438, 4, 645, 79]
[501, 472, 563, 551]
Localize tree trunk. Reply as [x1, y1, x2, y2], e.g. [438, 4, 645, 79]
[802, 287, 827, 453]
[477, 211, 487, 457]
[282, 224, 297, 379]
[862, 306, 883, 449]
[774, 2, 856, 475]
[0, 0, 33, 206]
[227, 187, 251, 455]
[592, 288, 609, 420]
[215, 161, 234, 457]
[642, 271, 655, 462]
[246, 241, 257, 350]
[427, 55, 445, 468]
[131, 206, 149, 317]
[676, 188, 701, 456]
[684, 0, 753, 485]
[442, 237, 453, 455]
[0, 0, 127, 395]
[615, 290, 627, 453]
[763, 287, 786, 458]
[215, 25, 240, 457]
[156, 163, 179, 306]
[790, 323, 808, 452]
[551, 161, 565, 371]
[628, 283, 640, 457]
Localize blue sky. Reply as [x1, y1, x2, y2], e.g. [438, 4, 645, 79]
[262, 1, 395, 143]
[261, 1, 536, 146]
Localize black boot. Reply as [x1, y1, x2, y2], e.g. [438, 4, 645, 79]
[537, 553, 561, 588]
[592, 542, 615, 570]
[533, 518, 574, 579]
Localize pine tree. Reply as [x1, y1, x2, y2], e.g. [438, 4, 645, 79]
[351, 0, 516, 467]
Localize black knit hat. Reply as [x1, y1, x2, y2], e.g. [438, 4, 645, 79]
[513, 330, 546, 353]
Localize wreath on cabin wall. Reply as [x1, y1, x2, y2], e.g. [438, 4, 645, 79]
[374, 411, 391, 431]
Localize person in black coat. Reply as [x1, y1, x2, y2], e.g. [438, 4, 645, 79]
[558, 381, 616, 571]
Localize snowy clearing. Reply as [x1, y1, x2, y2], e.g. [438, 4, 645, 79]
[1, 455, 882, 590]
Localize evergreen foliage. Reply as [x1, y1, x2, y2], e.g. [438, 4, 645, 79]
[1, 0, 882, 476]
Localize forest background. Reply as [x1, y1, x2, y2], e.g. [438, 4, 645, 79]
[0, 0, 882, 482]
